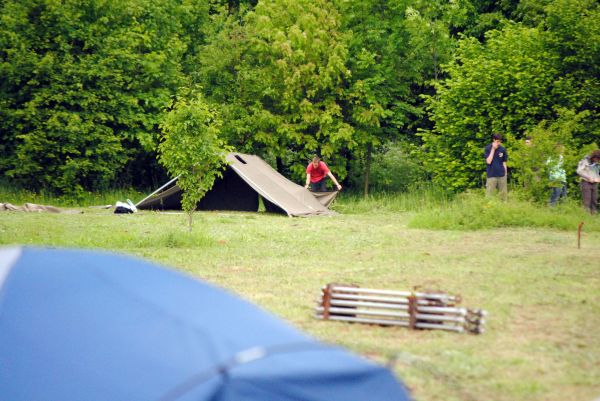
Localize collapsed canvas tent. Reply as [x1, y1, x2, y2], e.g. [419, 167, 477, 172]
[0, 247, 412, 401]
[136, 153, 338, 217]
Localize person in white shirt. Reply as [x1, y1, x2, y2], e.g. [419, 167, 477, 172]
[576, 149, 600, 214]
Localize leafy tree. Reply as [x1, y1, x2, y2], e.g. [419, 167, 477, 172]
[423, 24, 556, 190]
[158, 91, 231, 231]
[542, 0, 600, 145]
[336, 0, 418, 196]
[421, 0, 599, 192]
[2, 0, 597, 198]
[197, 0, 354, 183]
[509, 110, 587, 202]
[463, 0, 551, 38]
[0, 0, 207, 195]
[337, 0, 473, 196]
[404, 0, 472, 80]
[348, 141, 427, 193]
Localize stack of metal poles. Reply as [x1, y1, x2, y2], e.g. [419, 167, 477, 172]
[314, 284, 486, 334]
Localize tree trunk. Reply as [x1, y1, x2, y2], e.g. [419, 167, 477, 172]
[363, 143, 372, 199]
[188, 211, 193, 233]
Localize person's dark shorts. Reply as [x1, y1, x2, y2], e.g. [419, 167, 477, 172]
[310, 178, 328, 192]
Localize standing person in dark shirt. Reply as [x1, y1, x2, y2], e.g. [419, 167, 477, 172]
[484, 133, 508, 200]
[304, 156, 342, 192]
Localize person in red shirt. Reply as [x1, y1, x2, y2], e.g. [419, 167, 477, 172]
[304, 155, 342, 192]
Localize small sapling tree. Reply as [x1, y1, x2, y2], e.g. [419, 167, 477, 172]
[159, 91, 231, 231]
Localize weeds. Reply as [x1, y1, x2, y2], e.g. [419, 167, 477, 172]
[0, 180, 145, 207]
[334, 183, 452, 214]
[408, 191, 600, 231]
[3, 182, 596, 233]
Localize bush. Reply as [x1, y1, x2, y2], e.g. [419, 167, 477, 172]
[349, 142, 427, 193]
[508, 110, 596, 203]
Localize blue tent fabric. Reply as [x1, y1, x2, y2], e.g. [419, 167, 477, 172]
[0, 247, 411, 401]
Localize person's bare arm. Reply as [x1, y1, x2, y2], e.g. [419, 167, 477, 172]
[327, 171, 342, 190]
[305, 174, 311, 188]
[486, 142, 498, 164]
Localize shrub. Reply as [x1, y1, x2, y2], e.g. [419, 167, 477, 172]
[349, 142, 427, 193]
[508, 110, 595, 203]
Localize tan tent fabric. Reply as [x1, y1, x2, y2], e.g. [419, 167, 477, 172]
[0, 203, 61, 213]
[135, 182, 182, 210]
[311, 191, 339, 208]
[226, 153, 336, 216]
[136, 153, 337, 217]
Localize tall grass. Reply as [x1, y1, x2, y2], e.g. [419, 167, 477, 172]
[0, 181, 146, 207]
[409, 191, 600, 231]
[2, 180, 597, 232]
[334, 183, 453, 214]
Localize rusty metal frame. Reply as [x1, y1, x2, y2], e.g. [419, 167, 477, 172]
[315, 283, 486, 335]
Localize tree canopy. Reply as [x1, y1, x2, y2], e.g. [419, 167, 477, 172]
[1, 0, 597, 197]
[422, 0, 599, 192]
[159, 90, 230, 230]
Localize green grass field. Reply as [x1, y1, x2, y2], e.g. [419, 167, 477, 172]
[1, 194, 599, 401]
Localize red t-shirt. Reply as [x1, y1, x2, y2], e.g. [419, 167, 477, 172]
[306, 161, 330, 183]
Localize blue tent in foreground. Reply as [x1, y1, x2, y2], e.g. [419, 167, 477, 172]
[0, 247, 411, 401]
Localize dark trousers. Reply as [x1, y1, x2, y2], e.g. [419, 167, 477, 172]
[549, 185, 567, 206]
[581, 181, 598, 214]
[309, 178, 328, 192]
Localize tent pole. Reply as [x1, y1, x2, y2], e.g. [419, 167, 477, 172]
[135, 176, 180, 207]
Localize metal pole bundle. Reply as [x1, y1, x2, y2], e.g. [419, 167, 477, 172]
[315, 284, 486, 334]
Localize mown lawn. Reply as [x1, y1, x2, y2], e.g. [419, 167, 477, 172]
[1, 204, 599, 401]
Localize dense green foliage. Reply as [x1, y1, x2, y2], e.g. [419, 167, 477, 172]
[1, 0, 598, 198]
[348, 142, 428, 193]
[197, 0, 355, 181]
[422, 0, 599, 191]
[508, 111, 596, 202]
[0, 0, 208, 194]
[158, 91, 230, 230]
